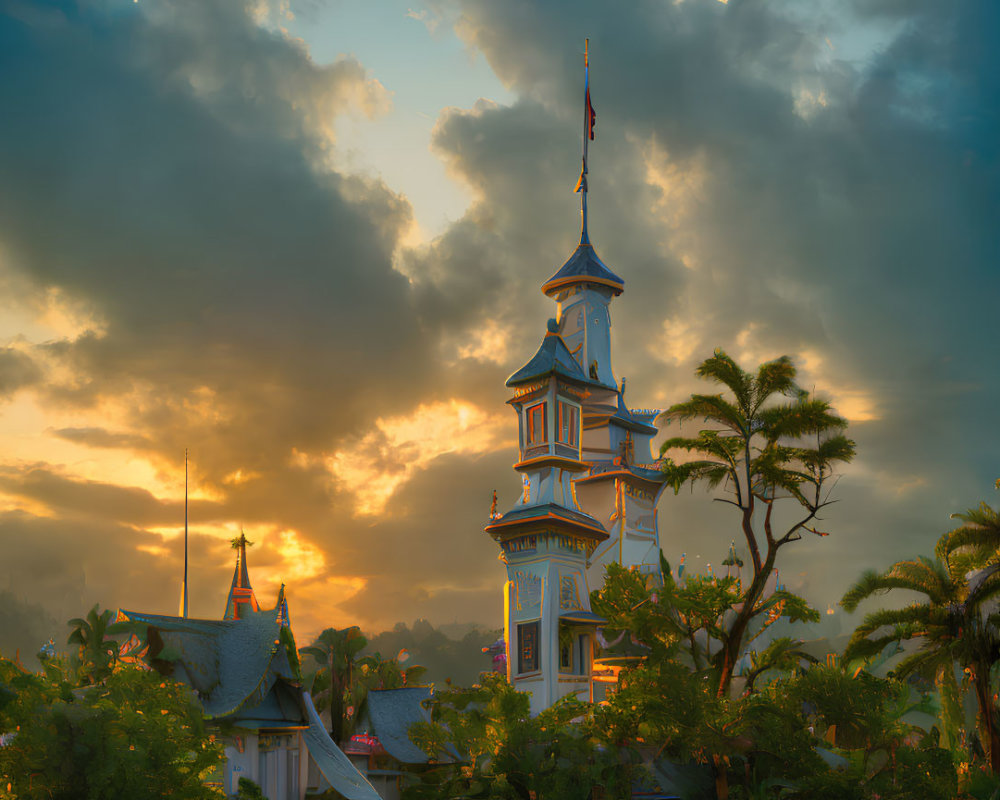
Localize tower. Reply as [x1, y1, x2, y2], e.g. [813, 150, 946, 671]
[543, 231, 670, 583]
[486, 41, 674, 712]
[486, 318, 609, 714]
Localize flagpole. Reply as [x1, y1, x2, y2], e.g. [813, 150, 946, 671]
[181, 448, 189, 618]
[581, 38, 590, 245]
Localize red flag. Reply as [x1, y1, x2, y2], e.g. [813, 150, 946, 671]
[586, 85, 596, 140]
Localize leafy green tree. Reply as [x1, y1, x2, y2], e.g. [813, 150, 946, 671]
[658, 350, 854, 697]
[841, 551, 1000, 771]
[67, 604, 118, 685]
[0, 656, 223, 799]
[592, 557, 820, 799]
[406, 672, 635, 800]
[235, 778, 266, 799]
[741, 637, 816, 695]
[300, 626, 367, 743]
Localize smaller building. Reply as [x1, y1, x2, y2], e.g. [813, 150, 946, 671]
[116, 535, 379, 800]
[346, 687, 458, 800]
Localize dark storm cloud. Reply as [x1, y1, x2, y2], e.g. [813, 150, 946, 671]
[0, 0, 430, 468]
[0, 466, 229, 526]
[0, 510, 228, 622]
[331, 448, 512, 628]
[50, 427, 153, 450]
[0, 347, 41, 397]
[0, 0, 493, 626]
[2, 0, 998, 634]
[409, 0, 1000, 613]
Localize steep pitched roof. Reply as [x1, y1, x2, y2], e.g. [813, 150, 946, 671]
[116, 603, 381, 800]
[367, 687, 436, 764]
[506, 320, 590, 387]
[224, 533, 259, 621]
[116, 605, 292, 720]
[541, 243, 624, 297]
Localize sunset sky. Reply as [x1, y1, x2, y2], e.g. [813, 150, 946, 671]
[0, 0, 997, 644]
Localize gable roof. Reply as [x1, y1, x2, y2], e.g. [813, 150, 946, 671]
[115, 603, 380, 800]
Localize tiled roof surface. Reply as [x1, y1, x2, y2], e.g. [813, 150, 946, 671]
[302, 692, 381, 800]
[541, 244, 624, 297]
[367, 687, 436, 764]
[506, 327, 589, 387]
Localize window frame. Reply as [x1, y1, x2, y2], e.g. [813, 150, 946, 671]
[525, 402, 548, 447]
[556, 400, 580, 447]
[517, 620, 541, 674]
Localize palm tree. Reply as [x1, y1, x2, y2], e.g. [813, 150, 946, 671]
[659, 349, 854, 698]
[937, 492, 1000, 574]
[67, 604, 117, 685]
[299, 626, 367, 743]
[841, 553, 1000, 770]
[741, 637, 817, 694]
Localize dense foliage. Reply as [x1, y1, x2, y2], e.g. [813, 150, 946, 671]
[405, 672, 637, 800]
[0, 657, 223, 799]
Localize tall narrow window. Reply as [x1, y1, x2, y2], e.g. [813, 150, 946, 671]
[526, 403, 547, 446]
[517, 620, 540, 673]
[557, 401, 579, 446]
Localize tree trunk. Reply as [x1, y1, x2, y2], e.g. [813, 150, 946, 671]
[717, 550, 777, 697]
[712, 753, 729, 800]
[974, 670, 1000, 772]
[936, 664, 963, 755]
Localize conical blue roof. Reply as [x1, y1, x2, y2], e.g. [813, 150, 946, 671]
[542, 243, 624, 297]
[506, 320, 589, 387]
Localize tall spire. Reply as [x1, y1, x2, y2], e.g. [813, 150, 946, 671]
[224, 529, 259, 620]
[179, 448, 189, 618]
[574, 38, 597, 245]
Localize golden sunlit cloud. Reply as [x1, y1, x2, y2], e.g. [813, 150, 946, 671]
[455, 319, 512, 365]
[649, 316, 701, 366]
[639, 137, 708, 269]
[793, 86, 829, 120]
[735, 335, 880, 423]
[327, 399, 508, 516]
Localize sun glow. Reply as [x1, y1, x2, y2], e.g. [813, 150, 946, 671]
[327, 399, 508, 516]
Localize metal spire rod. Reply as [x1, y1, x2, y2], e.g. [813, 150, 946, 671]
[180, 448, 189, 618]
[576, 38, 595, 246]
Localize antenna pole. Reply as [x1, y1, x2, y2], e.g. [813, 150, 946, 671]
[181, 448, 189, 618]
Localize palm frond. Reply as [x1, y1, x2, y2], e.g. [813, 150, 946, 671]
[757, 397, 848, 441]
[695, 350, 752, 411]
[841, 562, 950, 612]
[937, 503, 1000, 561]
[752, 355, 798, 410]
[661, 394, 747, 435]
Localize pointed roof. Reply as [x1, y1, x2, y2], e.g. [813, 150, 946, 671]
[113, 599, 381, 800]
[541, 242, 624, 297]
[506, 319, 591, 387]
[115, 603, 291, 720]
[224, 532, 259, 621]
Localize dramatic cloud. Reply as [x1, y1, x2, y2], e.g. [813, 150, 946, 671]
[0, 0, 997, 644]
